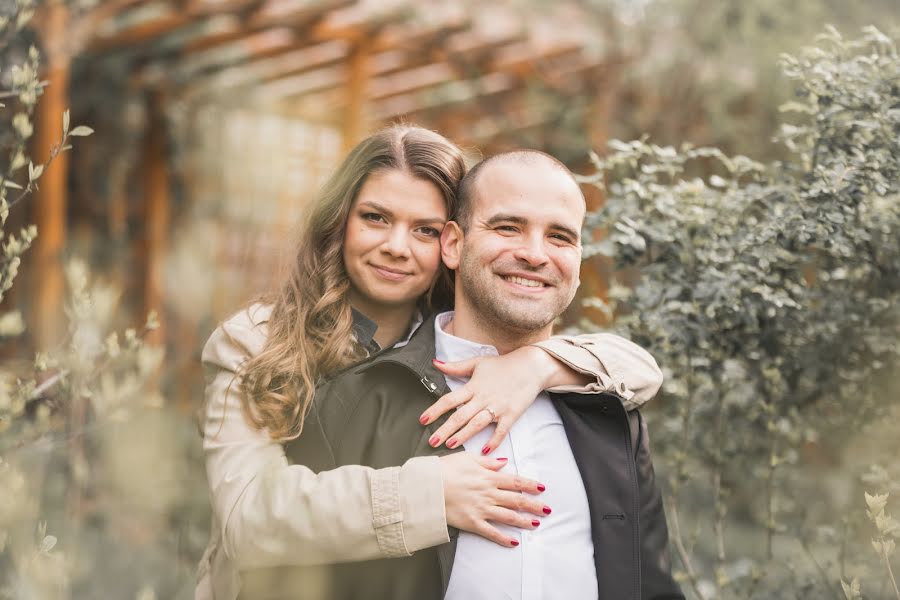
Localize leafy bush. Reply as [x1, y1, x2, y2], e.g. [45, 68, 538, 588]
[582, 26, 900, 599]
[0, 3, 169, 597]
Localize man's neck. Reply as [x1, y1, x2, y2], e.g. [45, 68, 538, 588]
[444, 305, 552, 355]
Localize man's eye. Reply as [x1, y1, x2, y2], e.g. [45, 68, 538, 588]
[550, 233, 574, 243]
[496, 225, 518, 233]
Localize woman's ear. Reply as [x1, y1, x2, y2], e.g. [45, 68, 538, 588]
[441, 221, 463, 270]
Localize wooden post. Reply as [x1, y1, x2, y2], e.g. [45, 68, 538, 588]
[138, 89, 170, 347]
[31, 0, 71, 349]
[341, 38, 370, 155]
[579, 61, 623, 325]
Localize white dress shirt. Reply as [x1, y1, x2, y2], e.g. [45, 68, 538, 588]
[435, 312, 599, 600]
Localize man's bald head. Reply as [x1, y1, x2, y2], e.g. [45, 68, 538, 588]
[455, 150, 585, 231]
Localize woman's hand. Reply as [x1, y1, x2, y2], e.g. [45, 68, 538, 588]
[420, 345, 577, 455]
[440, 453, 548, 548]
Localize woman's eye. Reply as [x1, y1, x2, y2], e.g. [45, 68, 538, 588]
[362, 212, 386, 224]
[416, 226, 440, 238]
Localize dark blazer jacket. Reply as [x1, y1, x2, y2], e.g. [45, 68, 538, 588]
[239, 315, 684, 600]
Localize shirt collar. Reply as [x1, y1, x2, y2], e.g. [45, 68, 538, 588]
[351, 307, 425, 354]
[433, 311, 499, 364]
[350, 307, 380, 354]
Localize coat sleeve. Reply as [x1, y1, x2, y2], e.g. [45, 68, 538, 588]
[532, 333, 664, 410]
[628, 411, 685, 600]
[201, 306, 449, 570]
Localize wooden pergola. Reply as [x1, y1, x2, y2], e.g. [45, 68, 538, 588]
[28, 0, 618, 350]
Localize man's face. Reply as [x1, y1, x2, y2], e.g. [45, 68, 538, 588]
[444, 159, 584, 334]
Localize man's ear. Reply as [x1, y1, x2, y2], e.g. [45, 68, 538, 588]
[441, 221, 464, 270]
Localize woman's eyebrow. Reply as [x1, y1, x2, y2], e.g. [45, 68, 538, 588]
[356, 200, 393, 218]
[358, 200, 445, 225]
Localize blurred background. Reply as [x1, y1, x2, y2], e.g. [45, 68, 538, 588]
[1, 0, 898, 598]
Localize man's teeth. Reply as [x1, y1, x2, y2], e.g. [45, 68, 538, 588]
[504, 275, 544, 288]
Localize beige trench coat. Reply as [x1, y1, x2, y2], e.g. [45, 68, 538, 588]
[196, 304, 663, 599]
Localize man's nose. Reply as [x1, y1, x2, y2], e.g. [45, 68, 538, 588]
[380, 227, 411, 258]
[512, 233, 549, 266]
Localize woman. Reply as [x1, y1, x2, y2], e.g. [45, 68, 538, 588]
[198, 126, 662, 599]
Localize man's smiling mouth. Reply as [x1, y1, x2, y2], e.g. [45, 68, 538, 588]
[501, 275, 548, 288]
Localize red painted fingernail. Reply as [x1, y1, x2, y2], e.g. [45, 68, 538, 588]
[537, 483, 546, 492]
[532, 520, 540, 527]
[510, 539, 519, 547]
[495, 457, 508, 462]
[481, 445, 491, 455]
[432, 359, 445, 365]
[429, 435, 440, 447]
[419, 415, 429, 425]
[542, 506, 552, 515]
[446, 438, 458, 449]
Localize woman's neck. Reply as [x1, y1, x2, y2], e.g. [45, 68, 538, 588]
[349, 294, 416, 349]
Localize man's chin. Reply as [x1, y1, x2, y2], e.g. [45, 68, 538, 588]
[487, 300, 558, 332]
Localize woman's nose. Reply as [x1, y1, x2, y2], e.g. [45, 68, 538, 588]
[380, 227, 411, 258]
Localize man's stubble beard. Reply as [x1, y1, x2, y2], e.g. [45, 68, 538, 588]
[456, 248, 574, 335]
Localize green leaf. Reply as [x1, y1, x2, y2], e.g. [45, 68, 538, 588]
[38, 535, 57, 554]
[68, 125, 94, 137]
[28, 162, 43, 182]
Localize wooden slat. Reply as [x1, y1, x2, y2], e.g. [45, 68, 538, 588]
[341, 38, 371, 153]
[268, 26, 528, 111]
[138, 89, 170, 347]
[373, 72, 516, 121]
[183, 0, 266, 17]
[31, 0, 71, 349]
[182, 0, 354, 52]
[87, 3, 195, 53]
[183, 39, 349, 91]
[491, 43, 583, 77]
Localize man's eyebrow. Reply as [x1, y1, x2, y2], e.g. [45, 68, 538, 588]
[484, 214, 527, 227]
[357, 200, 445, 225]
[551, 223, 581, 241]
[484, 213, 580, 241]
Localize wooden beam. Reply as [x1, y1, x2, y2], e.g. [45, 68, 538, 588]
[87, 2, 195, 53]
[341, 37, 370, 154]
[181, 0, 354, 53]
[269, 27, 527, 111]
[490, 43, 583, 77]
[138, 90, 170, 347]
[179, 39, 350, 95]
[31, 0, 71, 349]
[183, 0, 266, 17]
[373, 72, 516, 121]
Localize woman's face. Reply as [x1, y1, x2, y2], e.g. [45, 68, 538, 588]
[343, 168, 448, 316]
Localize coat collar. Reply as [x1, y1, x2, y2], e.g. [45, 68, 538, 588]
[354, 312, 448, 390]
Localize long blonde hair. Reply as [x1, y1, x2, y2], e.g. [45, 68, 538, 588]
[239, 125, 466, 440]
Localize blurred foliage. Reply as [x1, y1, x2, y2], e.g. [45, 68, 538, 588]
[582, 26, 900, 598]
[0, 2, 203, 598]
[517, 0, 900, 164]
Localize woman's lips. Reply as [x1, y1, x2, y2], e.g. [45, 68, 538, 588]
[370, 263, 411, 281]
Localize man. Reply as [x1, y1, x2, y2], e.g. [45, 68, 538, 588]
[243, 151, 684, 600]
